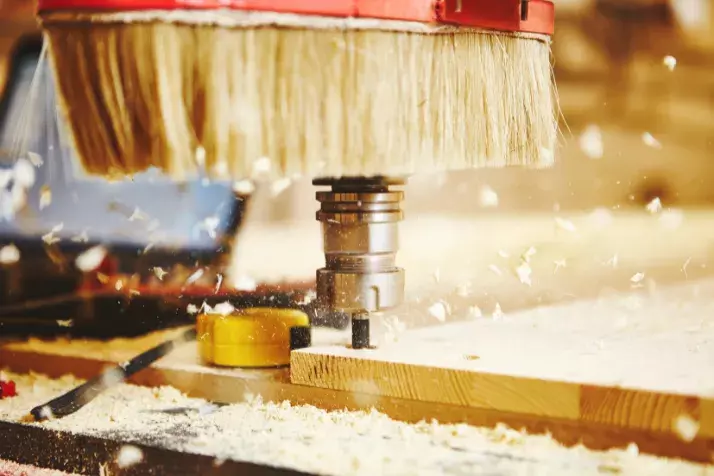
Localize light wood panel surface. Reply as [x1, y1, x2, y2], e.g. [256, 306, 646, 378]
[291, 278, 714, 442]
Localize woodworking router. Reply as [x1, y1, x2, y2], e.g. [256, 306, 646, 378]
[21, 0, 557, 352]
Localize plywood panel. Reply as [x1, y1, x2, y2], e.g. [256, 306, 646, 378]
[2, 314, 713, 462]
[291, 278, 714, 441]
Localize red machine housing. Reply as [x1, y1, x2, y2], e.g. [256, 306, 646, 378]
[36, 0, 554, 35]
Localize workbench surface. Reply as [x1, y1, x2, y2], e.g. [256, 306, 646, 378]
[0, 371, 712, 476]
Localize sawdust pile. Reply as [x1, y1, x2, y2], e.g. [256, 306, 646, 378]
[1, 371, 711, 475]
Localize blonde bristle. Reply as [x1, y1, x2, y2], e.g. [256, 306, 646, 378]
[40, 11, 556, 181]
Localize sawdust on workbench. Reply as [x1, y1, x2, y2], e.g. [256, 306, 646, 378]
[0, 459, 79, 476]
[1, 371, 712, 476]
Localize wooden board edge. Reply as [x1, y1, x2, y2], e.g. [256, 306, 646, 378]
[580, 385, 706, 434]
[290, 350, 581, 418]
[290, 349, 714, 445]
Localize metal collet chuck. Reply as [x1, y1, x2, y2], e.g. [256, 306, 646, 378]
[313, 177, 405, 349]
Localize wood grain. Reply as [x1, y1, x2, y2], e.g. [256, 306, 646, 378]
[291, 278, 714, 443]
[292, 352, 580, 418]
[579, 386, 700, 433]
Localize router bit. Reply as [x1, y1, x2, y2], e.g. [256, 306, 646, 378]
[314, 177, 405, 349]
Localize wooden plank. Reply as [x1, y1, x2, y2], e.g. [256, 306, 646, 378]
[291, 278, 714, 443]
[2, 327, 714, 463]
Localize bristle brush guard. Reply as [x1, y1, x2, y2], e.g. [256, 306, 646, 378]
[37, 0, 554, 35]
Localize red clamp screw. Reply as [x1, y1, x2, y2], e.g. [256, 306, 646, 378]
[0, 380, 17, 399]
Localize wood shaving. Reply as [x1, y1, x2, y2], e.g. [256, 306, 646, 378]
[39, 185, 52, 210]
[427, 301, 448, 322]
[27, 151, 44, 167]
[646, 197, 663, 214]
[13, 158, 36, 188]
[70, 230, 89, 243]
[0, 244, 20, 265]
[232, 179, 255, 195]
[642, 133, 662, 149]
[194, 146, 206, 167]
[152, 267, 168, 280]
[478, 186, 499, 208]
[185, 269, 205, 286]
[128, 208, 148, 222]
[208, 302, 235, 316]
[515, 262, 532, 286]
[488, 264, 503, 276]
[234, 275, 257, 292]
[0, 371, 710, 476]
[663, 55, 677, 71]
[553, 259, 567, 273]
[492, 303, 504, 320]
[75, 246, 108, 272]
[467, 305, 482, 319]
[579, 124, 603, 160]
[252, 157, 271, 178]
[673, 414, 700, 443]
[554, 217, 577, 233]
[41, 224, 64, 246]
[521, 246, 537, 262]
[197, 216, 220, 239]
[116, 445, 143, 469]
